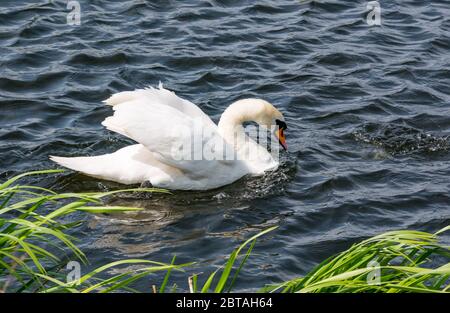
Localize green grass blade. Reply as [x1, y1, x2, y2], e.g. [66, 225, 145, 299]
[159, 255, 176, 293]
[0, 170, 64, 191]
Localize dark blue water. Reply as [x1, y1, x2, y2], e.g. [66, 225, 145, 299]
[1, 0, 449, 291]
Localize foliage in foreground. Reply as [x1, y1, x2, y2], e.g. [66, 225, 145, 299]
[263, 227, 450, 293]
[0, 170, 449, 293]
[0, 169, 181, 293]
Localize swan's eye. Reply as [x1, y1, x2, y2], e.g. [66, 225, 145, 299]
[275, 119, 287, 130]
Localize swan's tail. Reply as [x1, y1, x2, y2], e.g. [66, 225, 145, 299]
[49, 145, 155, 185]
[49, 155, 108, 180]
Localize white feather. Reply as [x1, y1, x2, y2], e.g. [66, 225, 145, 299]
[50, 85, 281, 190]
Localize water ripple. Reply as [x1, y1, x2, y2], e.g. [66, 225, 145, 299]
[0, 0, 449, 291]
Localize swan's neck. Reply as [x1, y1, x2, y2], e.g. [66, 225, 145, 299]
[218, 99, 270, 147]
[218, 99, 280, 172]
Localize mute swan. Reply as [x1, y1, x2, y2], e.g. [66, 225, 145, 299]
[50, 84, 288, 190]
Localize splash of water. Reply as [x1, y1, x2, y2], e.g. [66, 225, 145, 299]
[353, 123, 450, 156]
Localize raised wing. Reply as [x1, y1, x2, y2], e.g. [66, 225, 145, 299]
[103, 83, 216, 129]
[101, 86, 240, 175]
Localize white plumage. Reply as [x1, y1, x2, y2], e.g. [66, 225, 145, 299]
[50, 84, 286, 190]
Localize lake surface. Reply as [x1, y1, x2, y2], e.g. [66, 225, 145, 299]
[1, 0, 449, 291]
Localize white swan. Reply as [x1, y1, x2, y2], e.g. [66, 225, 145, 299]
[50, 84, 288, 190]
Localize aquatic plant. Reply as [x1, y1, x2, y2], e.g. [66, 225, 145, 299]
[262, 227, 450, 293]
[168, 226, 449, 293]
[0, 169, 184, 293]
[0, 170, 448, 293]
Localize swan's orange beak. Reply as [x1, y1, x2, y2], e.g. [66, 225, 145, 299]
[276, 128, 287, 151]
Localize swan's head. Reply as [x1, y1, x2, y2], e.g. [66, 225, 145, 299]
[274, 117, 288, 151]
[249, 99, 287, 151]
[219, 98, 288, 150]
